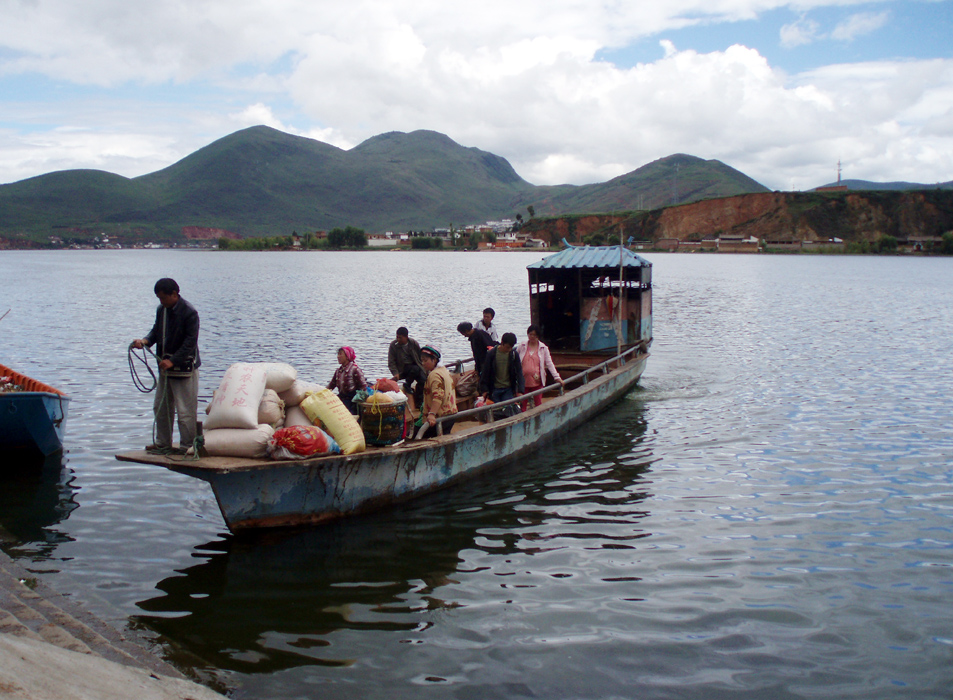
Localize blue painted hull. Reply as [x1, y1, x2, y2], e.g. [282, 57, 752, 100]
[131, 353, 647, 531]
[0, 392, 71, 457]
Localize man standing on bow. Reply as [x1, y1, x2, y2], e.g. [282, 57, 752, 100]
[132, 278, 201, 455]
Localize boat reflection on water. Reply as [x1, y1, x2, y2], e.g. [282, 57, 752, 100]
[0, 453, 78, 554]
[134, 511, 477, 673]
[133, 397, 655, 678]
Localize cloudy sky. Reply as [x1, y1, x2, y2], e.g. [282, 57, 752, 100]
[1, 0, 950, 190]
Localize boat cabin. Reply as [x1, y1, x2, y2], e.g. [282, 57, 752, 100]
[527, 244, 652, 366]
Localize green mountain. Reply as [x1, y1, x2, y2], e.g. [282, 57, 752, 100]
[0, 126, 770, 243]
[525, 154, 770, 215]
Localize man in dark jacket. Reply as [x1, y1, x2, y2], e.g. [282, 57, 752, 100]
[133, 278, 201, 455]
[480, 332, 524, 416]
[457, 321, 497, 374]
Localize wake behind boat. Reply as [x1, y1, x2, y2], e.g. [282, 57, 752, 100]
[116, 245, 652, 531]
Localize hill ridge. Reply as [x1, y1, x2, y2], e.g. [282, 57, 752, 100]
[0, 126, 779, 241]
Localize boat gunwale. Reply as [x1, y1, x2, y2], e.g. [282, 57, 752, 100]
[441, 341, 647, 428]
[0, 362, 70, 397]
[0, 391, 72, 400]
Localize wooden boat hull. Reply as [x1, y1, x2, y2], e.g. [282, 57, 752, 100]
[117, 352, 647, 531]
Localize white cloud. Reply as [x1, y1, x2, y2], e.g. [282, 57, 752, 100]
[780, 17, 821, 48]
[0, 125, 182, 182]
[0, 1, 950, 192]
[830, 11, 889, 42]
[781, 9, 888, 49]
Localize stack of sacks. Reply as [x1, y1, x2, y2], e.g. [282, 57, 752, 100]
[199, 362, 297, 458]
[300, 388, 366, 455]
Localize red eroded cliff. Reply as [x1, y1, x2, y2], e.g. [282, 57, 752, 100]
[521, 190, 953, 245]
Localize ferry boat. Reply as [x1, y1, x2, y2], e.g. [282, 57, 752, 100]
[0, 363, 71, 459]
[116, 244, 652, 531]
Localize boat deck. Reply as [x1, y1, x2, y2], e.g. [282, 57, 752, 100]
[115, 347, 641, 476]
[116, 392, 562, 471]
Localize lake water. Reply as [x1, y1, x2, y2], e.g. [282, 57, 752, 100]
[1, 250, 951, 699]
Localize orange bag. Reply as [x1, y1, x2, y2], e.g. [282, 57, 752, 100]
[375, 378, 401, 393]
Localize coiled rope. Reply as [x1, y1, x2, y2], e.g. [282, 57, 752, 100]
[128, 342, 158, 393]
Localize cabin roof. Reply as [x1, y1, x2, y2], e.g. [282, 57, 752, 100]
[528, 244, 652, 271]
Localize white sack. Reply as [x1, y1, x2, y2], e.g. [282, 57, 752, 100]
[284, 404, 314, 427]
[258, 362, 298, 393]
[258, 389, 286, 428]
[197, 424, 275, 458]
[205, 363, 268, 430]
[278, 379, 322, 406]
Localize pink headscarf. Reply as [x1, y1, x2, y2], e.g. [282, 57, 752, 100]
[339, 346, 356, 363]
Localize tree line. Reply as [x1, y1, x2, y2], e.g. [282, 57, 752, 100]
[217, 226, 506, 250]
[218, 226, 368, 251]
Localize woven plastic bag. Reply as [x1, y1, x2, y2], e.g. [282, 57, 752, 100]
[374, 378, 400, 393]
[284, 404, 315, 428]
[258, 362, 298, 393]
[206, 363, 268, 430]
[300, 388, 365, 455]
[278, 379, 322, 407]
[453, 369, 479, 397]
[268, 425, 340, 460]
[199, 424, 275, 458]
[258, 389, 286, 428]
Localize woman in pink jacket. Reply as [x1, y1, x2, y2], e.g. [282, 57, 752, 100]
[517, 325, 563, 410]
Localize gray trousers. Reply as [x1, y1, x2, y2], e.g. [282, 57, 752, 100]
[154, 369, 199, 449]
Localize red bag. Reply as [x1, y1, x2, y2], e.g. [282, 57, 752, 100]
[270, 425, 340, 457]
[375, 378, 401, 393]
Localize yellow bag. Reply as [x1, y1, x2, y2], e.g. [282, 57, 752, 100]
[300, 389, 366, 455]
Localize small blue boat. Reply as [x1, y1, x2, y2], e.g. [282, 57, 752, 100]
[0, 363, 71, 458]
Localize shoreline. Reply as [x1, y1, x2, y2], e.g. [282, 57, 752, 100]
[0, 539, 227, 699]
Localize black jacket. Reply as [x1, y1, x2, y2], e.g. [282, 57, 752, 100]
[468, 328, 498, 373]
[145, 297, 201, 369]
[480, 346, 524, 395]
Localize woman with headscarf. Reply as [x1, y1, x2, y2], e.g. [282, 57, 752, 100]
[418, 344, 458, 439]
[327, 345, 367, 414]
